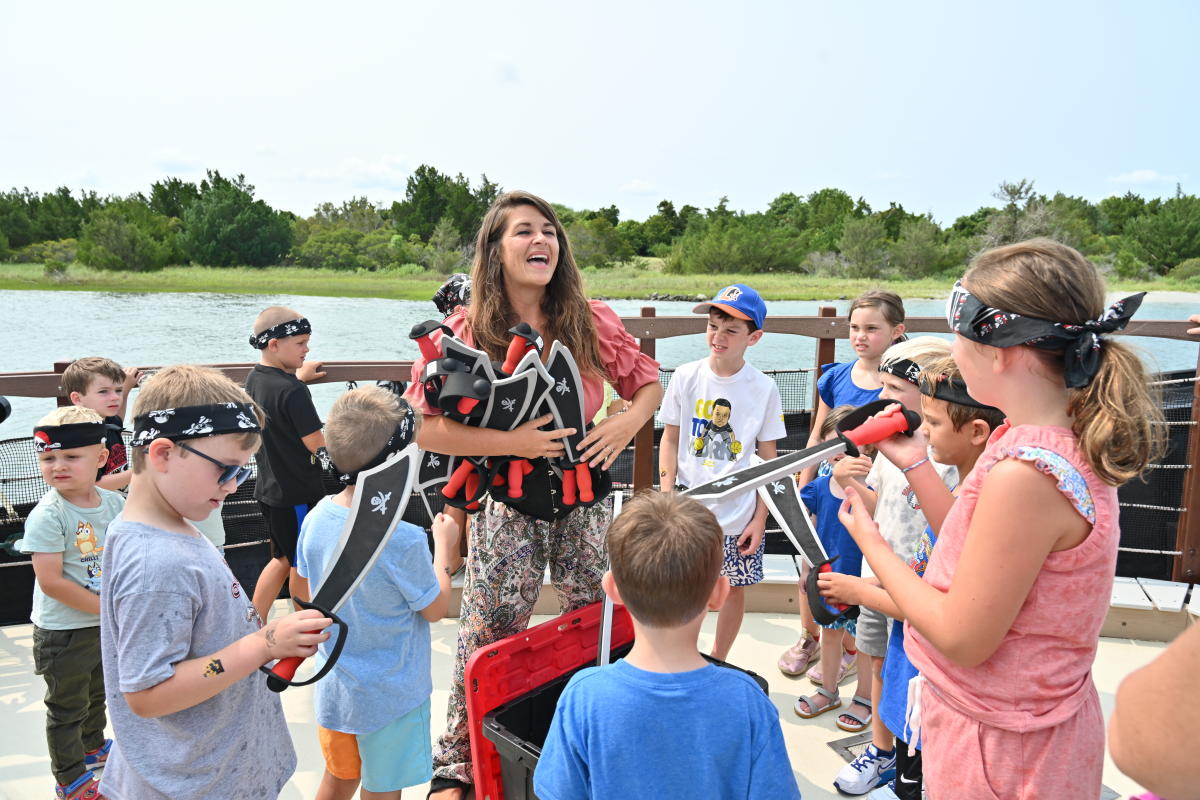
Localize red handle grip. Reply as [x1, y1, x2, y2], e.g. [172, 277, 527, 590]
[575, 463, 594, 503]
[507, 459, 534, 499]
[502, 336, 535, 374]
[843, 405, 911, 447]
[562, 469, 577, 506]
[442, 460, 476, 499]
[456, 396, 480, 415]
[817, 562, 849, 613]
[266, 629, 322, 685]
[415, 336, 441, 362]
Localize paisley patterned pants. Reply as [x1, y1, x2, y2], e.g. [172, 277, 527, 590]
[431, 495, 612, 784]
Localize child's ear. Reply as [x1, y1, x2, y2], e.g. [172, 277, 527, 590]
[707, 574, 731, 611]
[747, 329, 764, 346]
[69, 391, 84, 405]
[146, 438, 174, 473]
[601, 570, 624, 606]
[95, 446, 109, 471]
[969, 419, 991, 447]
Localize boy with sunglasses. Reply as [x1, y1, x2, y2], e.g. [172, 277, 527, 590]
[99, 365, 333, 800]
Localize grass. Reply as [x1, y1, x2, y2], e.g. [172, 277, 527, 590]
[0, 260, 1195, 301]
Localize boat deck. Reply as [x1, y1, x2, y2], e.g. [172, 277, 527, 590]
[0, 601, 1163, 799]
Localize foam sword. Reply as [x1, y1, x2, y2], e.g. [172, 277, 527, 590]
[263, 443, 419, 692]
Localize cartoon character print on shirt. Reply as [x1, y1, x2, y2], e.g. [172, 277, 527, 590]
[902, 482, 922, 510]
[691, 397, 742, 466]
[75, 521, 103, 592]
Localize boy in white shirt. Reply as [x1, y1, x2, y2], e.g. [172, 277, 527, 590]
[658, 284, 785, 661]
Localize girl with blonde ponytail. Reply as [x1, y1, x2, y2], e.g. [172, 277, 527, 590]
[836, 239, 1163, 800]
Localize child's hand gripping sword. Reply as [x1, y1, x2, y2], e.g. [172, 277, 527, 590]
[262, 445, 418, 692]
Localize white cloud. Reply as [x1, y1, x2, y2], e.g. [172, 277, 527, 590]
[300, 155, 412, 190]
[619, 178, 655, 194]
[1108, 169, 1179, 184]
[152, 146, 202, 174]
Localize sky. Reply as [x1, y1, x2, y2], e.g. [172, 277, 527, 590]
[3, 1, 1198, 226]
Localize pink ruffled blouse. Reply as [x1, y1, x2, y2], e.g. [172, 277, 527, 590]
[403, 300, 660, 422]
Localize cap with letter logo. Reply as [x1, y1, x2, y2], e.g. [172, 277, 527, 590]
[692, 283, 767, 329]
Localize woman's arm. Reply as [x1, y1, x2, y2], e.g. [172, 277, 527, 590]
[578, 380, 663, 470]
[839, 458, 1083, 668]
[416, 413, 575, 460]
[1109, 623, 1200, 800]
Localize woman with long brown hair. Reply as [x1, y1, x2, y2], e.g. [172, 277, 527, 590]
[405, 191, 662, 797]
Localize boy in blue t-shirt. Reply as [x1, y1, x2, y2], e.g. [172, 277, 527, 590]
[21, 406, 124, 800]
[534, 491, 800, 800]
[818, 355, 1003, 799]
[295, 386, 458, 799]
[659, 283, 785, 662]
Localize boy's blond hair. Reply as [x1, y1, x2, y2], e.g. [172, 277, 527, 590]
[129, 365, 264, 472]
[880, 336, 951, 373]
[62, 357, 125, 397]
[325, 387, 419, 475]
[607, 491, 723, 628]
[38, 406, 105, 427]
[919, 355, 1006, 432]
[253, 306, 305, 336]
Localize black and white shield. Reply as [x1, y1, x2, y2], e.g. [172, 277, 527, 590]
[758, 477, 829, 568]
[543, 341, 588, 462]
[441, 336, 496, 382]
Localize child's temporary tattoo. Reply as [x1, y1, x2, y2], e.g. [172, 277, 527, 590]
[202, 659, 225, 677]
[264, 626, 277, 647]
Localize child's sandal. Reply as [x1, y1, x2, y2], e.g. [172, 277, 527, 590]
[793, 687, 842, 719]
[835, 695, 873, 732]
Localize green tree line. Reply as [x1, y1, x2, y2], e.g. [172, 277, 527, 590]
[3, 168, 1200, 281]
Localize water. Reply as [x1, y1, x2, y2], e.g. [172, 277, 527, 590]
[3, 289, 1198, 434]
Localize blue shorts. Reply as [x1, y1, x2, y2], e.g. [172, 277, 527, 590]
[318, 699, 432, 791]
[721, 533, 765, 587]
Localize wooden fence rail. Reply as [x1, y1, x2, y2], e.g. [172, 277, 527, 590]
[1, 310, 1198, 579]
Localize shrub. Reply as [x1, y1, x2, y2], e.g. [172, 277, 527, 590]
[16, 238, 78, 264]
[664, 217, 807, 274]
[78, 210, 170, 271]
[1168, 257, 1200, 281]
[43, 259, 68, 278]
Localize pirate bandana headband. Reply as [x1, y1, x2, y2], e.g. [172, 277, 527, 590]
[879, 358, 922, 386]
[249, 317, 311, 350]
[333, 405, 416, 486]
[945, 280, 1144, 389]
[918, 373, 996, 410]
[33, 422, 107, 453]
[132, 402, 262, 447]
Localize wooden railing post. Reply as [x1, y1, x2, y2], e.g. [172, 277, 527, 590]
[633, 306, 656, 492]
[813, 306, 837, 409]
[1173, 348, 1200, 581]
[52, 360, 71, 407]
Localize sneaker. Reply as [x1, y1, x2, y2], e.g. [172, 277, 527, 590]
[834, 744, 897, 795]
[55, 770, 104, 800]
[83, 739, 112, 770]
[778, 631, 820, 676]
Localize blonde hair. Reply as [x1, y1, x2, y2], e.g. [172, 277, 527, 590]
[466, 191, 607, 380]
[849, 290, 906, 329]
[820, 404, 858, 439]
[880, 336, 952, 373]
[918, 355, 1006, 432]
[253, 306, 305, 336]
[61, 357, 125, 397]
[963, 238, 1164, 485]
[325, 387, 419, 474]
[607, 491, 723, 628]
[38, 406, 104, 426]
[129, 365, 264, 472]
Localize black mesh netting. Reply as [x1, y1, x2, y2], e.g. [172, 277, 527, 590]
[0, 368, 1192, 624]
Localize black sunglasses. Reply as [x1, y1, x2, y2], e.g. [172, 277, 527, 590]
[177, 442, 253, 487]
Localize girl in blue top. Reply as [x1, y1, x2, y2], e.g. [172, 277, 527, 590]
[779, 291, 906, 687]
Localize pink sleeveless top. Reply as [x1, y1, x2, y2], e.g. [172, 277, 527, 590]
[905, 423, 1119, 733]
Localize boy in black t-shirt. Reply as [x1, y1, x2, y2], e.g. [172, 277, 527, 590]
[63, 356, 142, 492]
[244, 306, 328, 619]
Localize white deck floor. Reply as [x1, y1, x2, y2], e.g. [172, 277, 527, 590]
[0, 601, 1162, 799]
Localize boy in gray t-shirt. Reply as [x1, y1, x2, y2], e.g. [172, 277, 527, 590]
[99, 365, 332, 800]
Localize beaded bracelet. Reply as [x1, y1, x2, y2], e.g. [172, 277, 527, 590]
[901, 456, 930, 474]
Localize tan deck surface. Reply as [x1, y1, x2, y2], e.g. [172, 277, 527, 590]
[0, 602, 1162, 799]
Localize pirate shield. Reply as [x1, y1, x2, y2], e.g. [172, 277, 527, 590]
[758, 477, 828, 568]
[441, 335, 497, 383]
[264, 444, 418, 692]
[415, 449, 455, 520]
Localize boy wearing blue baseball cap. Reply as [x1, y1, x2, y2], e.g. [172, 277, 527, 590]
[659, 283, 785, 661]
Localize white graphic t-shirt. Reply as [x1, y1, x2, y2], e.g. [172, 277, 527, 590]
[659, 359, 786, 536]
